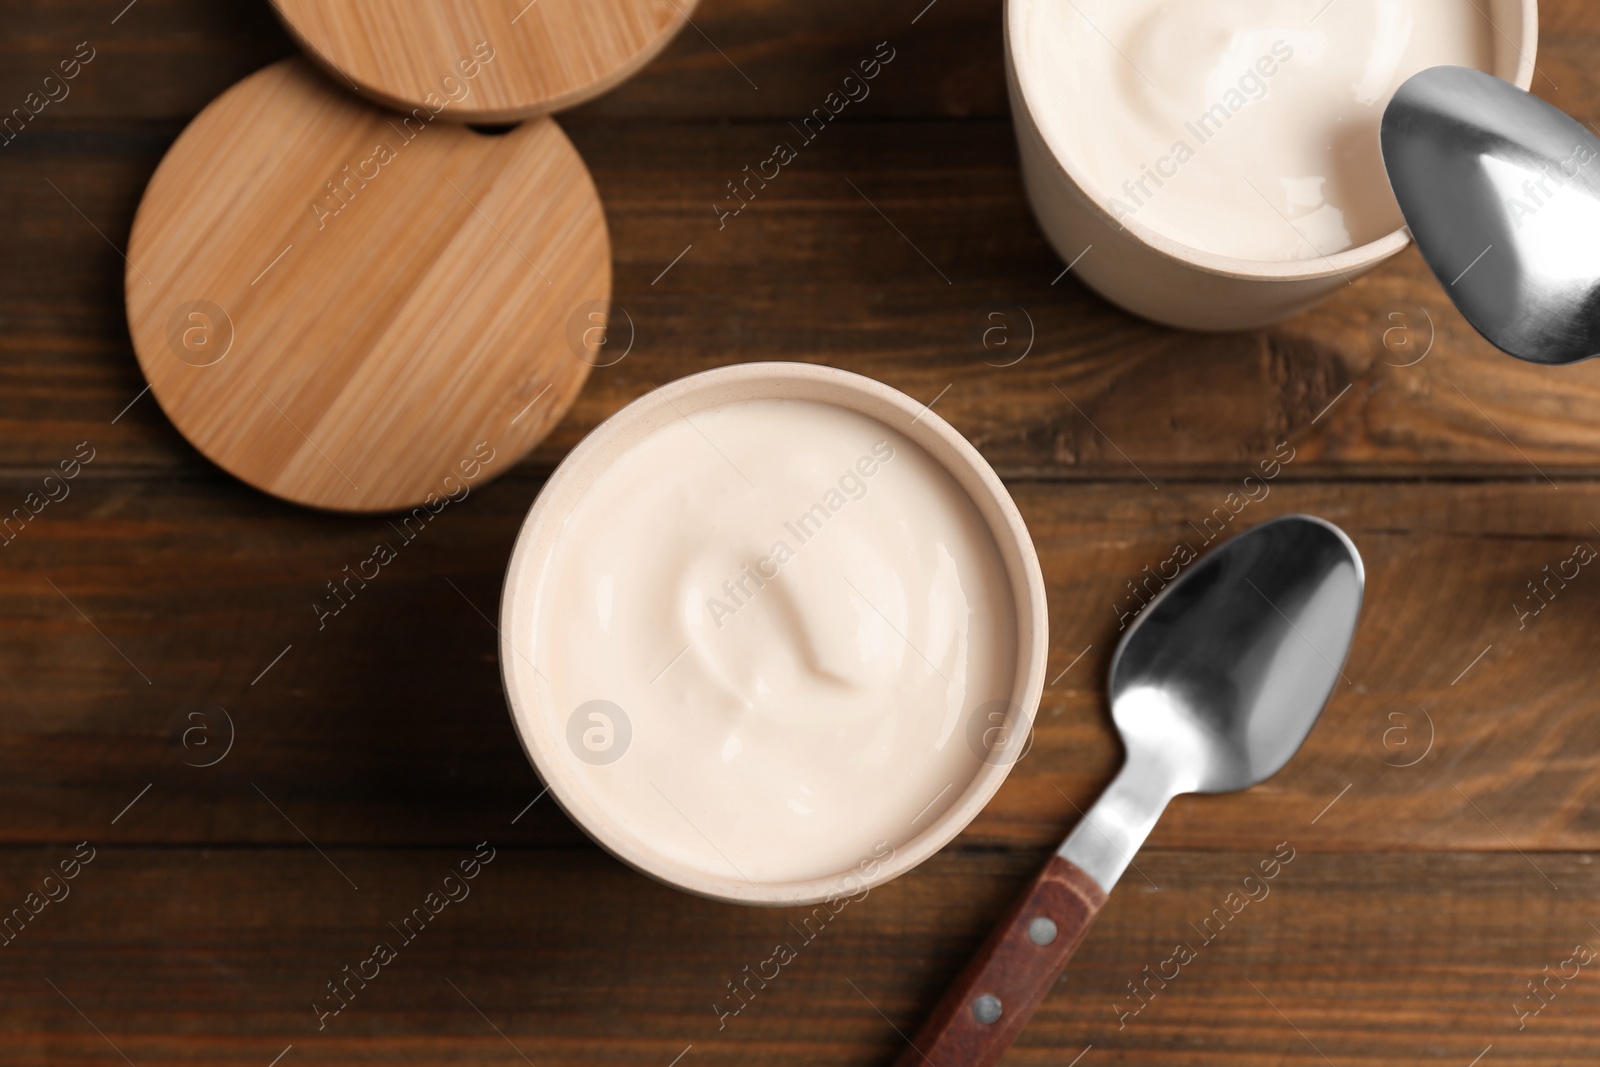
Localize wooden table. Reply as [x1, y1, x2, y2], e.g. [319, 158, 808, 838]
[4, 1, 1599, 1063]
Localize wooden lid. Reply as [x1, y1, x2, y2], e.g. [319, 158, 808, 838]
[272, 0, 696, 121]
[125, 58, 609, 513]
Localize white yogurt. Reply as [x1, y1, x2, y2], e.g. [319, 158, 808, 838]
[521, 398, 1017, 884]
[1013, 0, 1494, 260]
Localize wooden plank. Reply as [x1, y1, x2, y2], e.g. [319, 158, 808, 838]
[5, 0, 1600, 122]
[1, 473, 1595, 852]
[0, 0, 1003, 122]
[10, 121, 1600, 479]
[0, 846, 1589, 1065]
[0, 1, 293, 126]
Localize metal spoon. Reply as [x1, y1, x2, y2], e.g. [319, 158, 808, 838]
[894, 514, 1364, 1067]
[1382, 65, 1600, 365]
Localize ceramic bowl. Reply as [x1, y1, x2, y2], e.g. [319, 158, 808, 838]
[1006, 0, 1539, 330]
[499, 362, 1049, 905]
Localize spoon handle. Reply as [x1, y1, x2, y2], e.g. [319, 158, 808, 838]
[891, 855, 1106, 1067]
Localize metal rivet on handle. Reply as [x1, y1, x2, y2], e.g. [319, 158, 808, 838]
[1027, 916, 1058, 946]
[972, 993, 1003, 1025]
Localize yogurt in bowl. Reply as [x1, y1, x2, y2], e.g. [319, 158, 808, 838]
[1007, 0, 1538, 329]
[500, 363, 1047, 905]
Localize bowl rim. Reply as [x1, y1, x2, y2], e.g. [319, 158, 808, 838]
[1005, 0, 1540, 281]
[498, 361, 1050, 906]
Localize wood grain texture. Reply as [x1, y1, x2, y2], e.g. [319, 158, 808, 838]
[894, 855, 1106, 1067]
[272, 0, 697, 120]
[9, 118, 1600, 479]
[6, 0, 1600, 1064]
[0, 475, 1595, 854]
[124, 58, 608, 511]
[7, 0, 1600, 122]
[0, 847, 1594, 1066]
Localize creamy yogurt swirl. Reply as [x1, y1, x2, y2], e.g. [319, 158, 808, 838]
[1014, 0, 1495, 260]
[524, 398, 1017, 884]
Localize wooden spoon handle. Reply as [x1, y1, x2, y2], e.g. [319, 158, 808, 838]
[892, 855, 1106, 1067]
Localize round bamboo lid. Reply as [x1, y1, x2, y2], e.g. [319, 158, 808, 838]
[125, 58, 610, 512]
[272, 0, 697, 121]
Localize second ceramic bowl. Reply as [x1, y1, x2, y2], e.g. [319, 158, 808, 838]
[1006, 0, 1538, 330]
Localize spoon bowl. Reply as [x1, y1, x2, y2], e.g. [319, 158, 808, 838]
[1111, 514, 1365, 796]
[1383, 65, 1600, 365]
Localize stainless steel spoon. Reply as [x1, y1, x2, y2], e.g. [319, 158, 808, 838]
[1382, 65, 1600, 364]
[894, 514, 1364, 1067]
